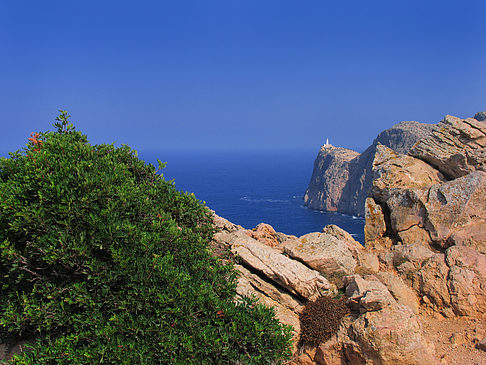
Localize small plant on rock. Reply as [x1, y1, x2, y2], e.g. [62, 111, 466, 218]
[299, 296, 349, 347]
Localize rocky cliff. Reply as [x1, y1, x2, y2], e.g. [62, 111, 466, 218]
[304, 121, 435, 216]
[212, 111, 486, 364]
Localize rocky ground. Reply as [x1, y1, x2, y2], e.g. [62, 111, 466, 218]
[421, 315, 485, 365]
[212, 215, 486, 365]
[212, 112, 486, 365]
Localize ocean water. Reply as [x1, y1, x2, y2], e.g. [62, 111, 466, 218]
[139, 149, 365, 243]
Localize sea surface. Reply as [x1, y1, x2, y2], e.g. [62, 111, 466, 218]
[139, 149, 365, 243]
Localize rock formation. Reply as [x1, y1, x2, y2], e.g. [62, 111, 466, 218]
[409, 115, 486, 179]
[211, 217, 444, 364]
[211, 111, 486, 365]
[303, 146, 359, 212]
[304, 121, 435, 216]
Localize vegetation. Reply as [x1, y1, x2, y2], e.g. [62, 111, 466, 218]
[0, 111, 292, 364]
[299, 296, 349, 347]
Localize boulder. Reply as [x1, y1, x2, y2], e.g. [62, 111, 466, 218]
[313, 317, 366, 365]
[409, 115, 486, 179]
[388, 243, 435, 276]
[371, 158, 486, 252]
[350, 304, 438, 365]
[320, 226, 380, 275]
[414, 253, 451, 310]
[246, 222, 280, 248]
[321, 224, 361, 247]
[372, 144, 445, 203]
[375, 271, 420, 314]
[446, 246, 486, 316]
[283, 232, 359, 281]
[364, 197, 387, 243]
[230, 231, 335, 300]
[423, 171, 486, 252]
[344, 275, 396, 313]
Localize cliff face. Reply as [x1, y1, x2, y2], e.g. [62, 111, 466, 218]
[304, 121, 435, 216]
[303, 146, 359, 212]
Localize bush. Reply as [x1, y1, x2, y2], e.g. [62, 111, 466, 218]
[298, 296, 349, 347]
[0, 112, 292, 364]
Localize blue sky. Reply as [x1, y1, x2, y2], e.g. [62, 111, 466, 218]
[1, 0, 485, 153]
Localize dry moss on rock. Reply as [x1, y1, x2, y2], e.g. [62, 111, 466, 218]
[299, 296, 349, 346]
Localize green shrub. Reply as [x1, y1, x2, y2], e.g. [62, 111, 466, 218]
[0, 111, 292, 364]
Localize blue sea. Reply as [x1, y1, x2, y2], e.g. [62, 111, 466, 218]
[139, 149, 365, 243]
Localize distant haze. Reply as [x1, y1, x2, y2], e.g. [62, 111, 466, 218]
[1, 0, 485, 153]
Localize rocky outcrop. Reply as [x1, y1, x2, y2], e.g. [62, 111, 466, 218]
[304, 146, 359, 211]
[304, 121, 434, 216]
[344, 274, 396, 313]
[364, 113, 486, 320]
[230, 231, 335, 301]
[246, 222, 281, 248]
[409, 115, 486, 179]
[211, 112, 486, 365]
[300, 275, 437, 365]
[282, 232, 361, 280]
[349, 304, 437, 365]
[212, 216, 442, 364]
[446, 245, 486, 317]
[368, 145, 486, 253]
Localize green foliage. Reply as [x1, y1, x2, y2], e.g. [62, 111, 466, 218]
[0, 112, 292, 364]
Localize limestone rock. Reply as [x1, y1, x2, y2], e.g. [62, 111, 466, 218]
[235, 264, 302, 347]
[321, 224, 361, 246]
[414, 254, 451, 309]
[246, 222, 280, 248]
[372, 144, 445, 203]
[313, 317, 365, 365]
[350, 304, 438, 365]
[212, 211, 242, 232]
[446, 246, 486, 316]
[305, 121, 434, 216]
[409, 114, 486, 179]
[230, 231, 335, 300]
[364, 197, 386, 243]
[388, 243, 435, 275]
[423, 171, 486, 251]
[397, 225, 432, 246]
[338, 121, 435, 217]
[375, 271, 420, 314]
[235, 264, 302, 313]
[304, 145, 359, 212]
[283, 232, 359, 281]
[344, 274, 396, 313]
[320, 224, 382, 275]
[371, 162, 486, 252]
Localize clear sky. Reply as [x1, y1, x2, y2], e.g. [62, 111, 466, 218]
[1, 0, 485, 153]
